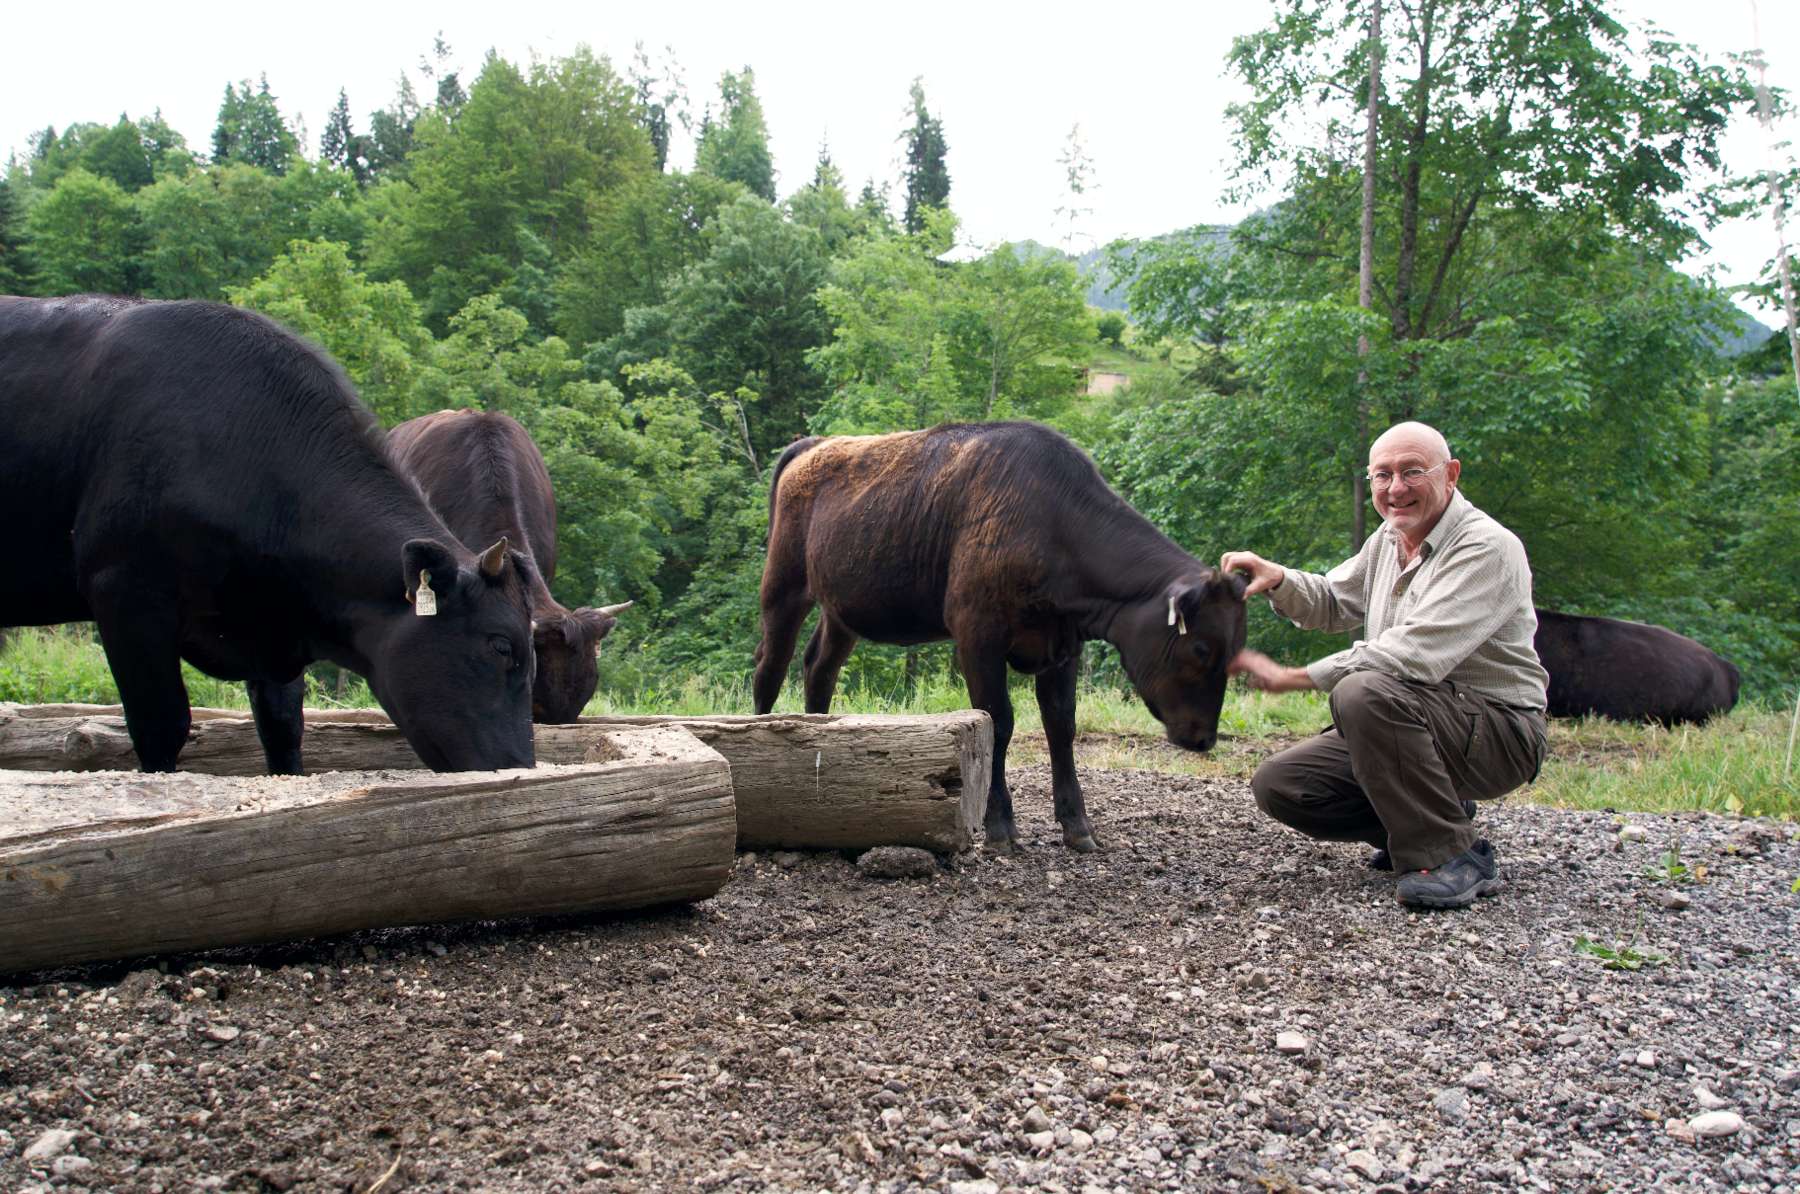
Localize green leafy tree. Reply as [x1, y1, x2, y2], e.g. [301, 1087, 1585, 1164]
[810, 207, 965, 433]
[601, 194, 831, 457]
[900, 78, 949, 234]
[693, 69, 775, 202]
[363, 46, 655, 332]
[1107, 0, 1760, 577]
[785, 146, 872, 255]
[229, 239, 433, 423]
[811, 210, 1089, 432]
[552, 169, 740, 349]
[16, 114, 191, 194]
[26, 168, 140, 294]
[951, 242, 1091, 419]
[136, 160, 362, 300]
[81, 116, 154, 192]
[211, 76, 298, 174]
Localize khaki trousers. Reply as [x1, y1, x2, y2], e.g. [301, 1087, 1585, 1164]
[1250, 671, 1548, 873]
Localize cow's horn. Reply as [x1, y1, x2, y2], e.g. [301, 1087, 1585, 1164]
[595, 601, 634, 617]
[479, 537, 509, 578]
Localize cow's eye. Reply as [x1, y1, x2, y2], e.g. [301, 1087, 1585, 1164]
[1192, 641, 1213, 664]
[490, 636, 515, 660]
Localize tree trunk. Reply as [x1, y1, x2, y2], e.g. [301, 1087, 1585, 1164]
[1354, 0, 1383, 552]
[0, 725, 735, 974]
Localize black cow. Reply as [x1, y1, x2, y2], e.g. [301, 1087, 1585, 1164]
[753, 421, 1248, 853]
[1534, 610, 1741, 726]
[386, 409, 630, 723]
[0, 296, 536, 774]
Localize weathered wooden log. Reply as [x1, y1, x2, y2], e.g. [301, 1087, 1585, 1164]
[563, 713, 990, 853]
[0, 725, 734, 974]
[0, 704, 993, 853]
[0, 703, 418, 774]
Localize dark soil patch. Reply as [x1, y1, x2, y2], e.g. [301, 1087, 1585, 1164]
[2, 768, 1796, 1194]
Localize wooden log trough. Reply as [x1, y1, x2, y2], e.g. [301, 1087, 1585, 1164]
[0, 703, 993, 853]
[0, 724, 735, 975]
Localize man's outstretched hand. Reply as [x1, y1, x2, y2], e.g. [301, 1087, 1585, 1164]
[1227, 648, 1318, 693]
[1220, 551, 1284, 596]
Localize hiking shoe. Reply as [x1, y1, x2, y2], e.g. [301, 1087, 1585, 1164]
[1396, 840, 1500, 909]
[1371, 804, 1476, 871]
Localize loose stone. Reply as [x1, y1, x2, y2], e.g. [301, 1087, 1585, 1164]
[856, 845, 939, 878]
[1688, 1111, 1747, 1138]
[21, 1129, 79, 1164]
[1433, 1086, 1469, 1123]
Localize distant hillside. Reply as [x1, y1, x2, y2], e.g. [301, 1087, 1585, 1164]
[1721, 308, 1776, 357]
[1075, 247, 1127, 312]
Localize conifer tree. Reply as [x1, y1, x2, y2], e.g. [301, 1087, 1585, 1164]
[0, 178, 36, 294]
[900, 78, 949, 234]
[321, 89, 355, 167]
[211, 75, 297, 173]
[694, 68, 775, 201]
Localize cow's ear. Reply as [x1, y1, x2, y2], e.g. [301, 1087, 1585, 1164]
[1166, 580, 1207, 634]
[1220, 568, 1249, 602]
[402, 539, 460, 609]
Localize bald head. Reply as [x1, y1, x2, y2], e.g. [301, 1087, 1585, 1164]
[1369, 421, 1451, 467]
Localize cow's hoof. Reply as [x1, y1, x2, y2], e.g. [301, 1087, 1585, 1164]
[1063, 832, 1099, 854]
[983, 837, 1019, 857]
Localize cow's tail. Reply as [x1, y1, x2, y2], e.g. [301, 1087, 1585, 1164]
[767, 436, 823, 527]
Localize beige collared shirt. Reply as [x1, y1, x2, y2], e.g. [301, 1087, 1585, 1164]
[1268, 490, 1549, 710]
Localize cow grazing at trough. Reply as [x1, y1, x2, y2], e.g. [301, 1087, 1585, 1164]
[0, 296, 537, 774]
[754, 421, 1248, 853]
[386, 409, 631, 723]
[1534, 610, 1741, 726]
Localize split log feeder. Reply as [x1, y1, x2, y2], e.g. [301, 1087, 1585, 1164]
[0, 704, 993, 853]
[0, 724, 734, 975]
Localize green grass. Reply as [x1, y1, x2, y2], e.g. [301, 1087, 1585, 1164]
[0, 625, 378, 714]
[7, 625, 1797, 820]
[1523, 703, 1800, 820]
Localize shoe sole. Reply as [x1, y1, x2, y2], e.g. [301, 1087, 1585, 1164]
[1397, 878, 1501, 909]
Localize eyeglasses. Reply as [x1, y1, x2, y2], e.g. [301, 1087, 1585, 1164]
[1367, 462, 1446, 491]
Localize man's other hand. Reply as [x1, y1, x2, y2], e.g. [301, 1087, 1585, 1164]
[1227, 648, 1318, 693]
[1220, 551, 1284, 596]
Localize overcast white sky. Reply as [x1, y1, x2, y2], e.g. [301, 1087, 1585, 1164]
[3, 0, 1794, 320]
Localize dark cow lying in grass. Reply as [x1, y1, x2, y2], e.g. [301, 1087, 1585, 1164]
[754, 421, 1247, 853]
[387, 409, 631, 724]
[1534, 610, 1740, 726]
[0, 297, 536, 774]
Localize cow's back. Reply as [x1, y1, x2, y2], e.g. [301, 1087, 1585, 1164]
[772, 422, 1174, 640]
[386, 409, 559, 589]
[1535, 610, 1739, 725]
[1, 296, 407, 626]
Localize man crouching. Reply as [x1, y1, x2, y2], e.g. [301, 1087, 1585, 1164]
[1220, 422, 1549, 909]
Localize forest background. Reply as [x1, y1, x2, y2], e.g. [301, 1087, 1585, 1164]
[1, 0, 1797, 713]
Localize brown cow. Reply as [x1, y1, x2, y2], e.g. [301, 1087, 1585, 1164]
[387, 410, 630, 723]
[754, 421, 1247, 853]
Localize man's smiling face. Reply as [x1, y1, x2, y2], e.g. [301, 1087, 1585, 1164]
[1369, 423, 1461, 547]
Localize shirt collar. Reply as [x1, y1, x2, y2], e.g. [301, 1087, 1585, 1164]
[1381, 488, 1470, 559]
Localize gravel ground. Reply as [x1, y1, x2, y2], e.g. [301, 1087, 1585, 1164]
[2, 763, 1798, 1194]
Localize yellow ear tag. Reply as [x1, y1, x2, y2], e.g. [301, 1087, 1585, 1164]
[415, 570, 437, 616]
